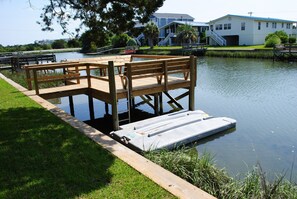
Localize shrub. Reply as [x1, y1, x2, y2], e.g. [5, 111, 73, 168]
[265, 31, 288, 44]
[265, 35, 281, 47]
[289, 37, 296, 44]
[126, 38, 137, 47]
[111, 33, 131, 48]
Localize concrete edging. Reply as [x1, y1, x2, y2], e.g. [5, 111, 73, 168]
[0, 73, 216, 199]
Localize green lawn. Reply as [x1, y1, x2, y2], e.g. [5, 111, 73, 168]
[0, 78, 175, 199]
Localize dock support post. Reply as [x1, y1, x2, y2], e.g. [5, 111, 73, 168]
[189, 55, 196, 111]
[105, 103, 109, 115]
[69, 96, 75, 116]
[159, 92, 163, 114]
[88, 93, 95, 120]
[154, 93, 159, 115]
[108, 61, 119, 130]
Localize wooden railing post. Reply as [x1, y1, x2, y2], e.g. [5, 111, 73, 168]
[163, 60, 168, 91]
[25, 67, 33, 90]
[86, 64, 91, 88]
[75, 65, 80, 84]
[108, 61, 119, 131]
[189, 55, 196, 111]
[33, 69, 39, 95]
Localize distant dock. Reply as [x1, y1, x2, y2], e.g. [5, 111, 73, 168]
[273, 44, 297, 61]
[0, 53, 56, 71]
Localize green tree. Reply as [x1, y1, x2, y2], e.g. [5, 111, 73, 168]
[38, 0, 164, 37]
[80, 30, 110, 53]
[67, 39, 81, 48]
[111, 34, 131, 48]
[143, 22, 159, 49]
[51, 39, 67, 49]
[176, 24, 198, 45]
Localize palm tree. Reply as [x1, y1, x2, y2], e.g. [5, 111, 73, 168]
[143, 22, 159, 49]
[176, 24, 198, 45]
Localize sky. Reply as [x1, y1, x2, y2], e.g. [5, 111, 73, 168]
[0, 0, 297, 46]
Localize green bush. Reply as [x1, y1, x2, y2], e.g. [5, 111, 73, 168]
[265, 31, 288, 44]
[126, 38, 137, 47]
[111, 33, 131, 48]
[289, 37, 296, 44]
[265, 35, 281, 47]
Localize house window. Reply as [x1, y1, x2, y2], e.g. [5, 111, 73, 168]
[224, 23, 231, 30]
[210, 25, 213, 31]
[241, 22, 245, 30]
[286, 23, 291, 29]
[258, 22, 261, 30]
[160, 18, 167, 27]
[266, 22, 269, 28]
[215, 24, 222, 30]
[272, 22, 277, 29]
[282, 23, 284, 28]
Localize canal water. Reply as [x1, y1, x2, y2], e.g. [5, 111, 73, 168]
[54, 52, 297, 181]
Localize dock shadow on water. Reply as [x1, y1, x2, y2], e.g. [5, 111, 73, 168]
[0, 107, 114, 198]
[85, 109, 157, 134]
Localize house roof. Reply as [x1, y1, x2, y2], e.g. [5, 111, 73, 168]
[209, 14, 297, 23]
[159, 21, 208, 29]
[151, 13, 194, 20]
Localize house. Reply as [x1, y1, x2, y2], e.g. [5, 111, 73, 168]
[207, 14, 297, 46]
[135, 13, 208, 46]
[158, 21, 209, 46]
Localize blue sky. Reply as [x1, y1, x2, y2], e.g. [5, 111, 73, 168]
[0, 0, 296, 46]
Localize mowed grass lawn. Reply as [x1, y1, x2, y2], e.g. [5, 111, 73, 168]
[0, 78, 175, 199]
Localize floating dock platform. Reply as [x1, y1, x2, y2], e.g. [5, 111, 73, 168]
[111, 110, 236, 151]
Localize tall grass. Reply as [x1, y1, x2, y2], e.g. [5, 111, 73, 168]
[205, 50, 274, 59]
[1, 70, 63, 89]
[145, 148, 297, 199]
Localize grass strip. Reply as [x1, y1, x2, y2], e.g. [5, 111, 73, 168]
[0, 78, 175, 199]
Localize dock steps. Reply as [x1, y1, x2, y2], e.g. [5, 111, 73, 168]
[111, 110, 236, 151]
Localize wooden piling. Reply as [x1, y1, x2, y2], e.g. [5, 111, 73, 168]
[33, 69, 39, 95]
[88, 94, 95, 120]
[69, 96, 75, 116]
[108, 61, 119, 130]
[189, 55, 196, 111]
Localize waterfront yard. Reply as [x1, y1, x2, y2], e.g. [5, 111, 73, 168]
[0, 79, 174, 199]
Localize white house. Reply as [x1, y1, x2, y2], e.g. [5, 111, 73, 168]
[207, 14, 297, 46]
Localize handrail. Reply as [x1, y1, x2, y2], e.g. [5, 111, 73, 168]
[207, 31, 226, 46]
[158, 32, 174, 46]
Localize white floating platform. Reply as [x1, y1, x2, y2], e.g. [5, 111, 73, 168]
[111, 110, 236, 152]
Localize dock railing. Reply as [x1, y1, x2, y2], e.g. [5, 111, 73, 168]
[24, 62, 109, 95]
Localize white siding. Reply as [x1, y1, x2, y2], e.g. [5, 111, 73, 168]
[209, 15, 296, 45]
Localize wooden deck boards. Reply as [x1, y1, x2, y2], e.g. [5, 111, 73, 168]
[30, 74, 190, 102]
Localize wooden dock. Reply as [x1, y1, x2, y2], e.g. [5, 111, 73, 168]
[0, 53, 56, 71]
[273, 44, 297, 61]
[24, 54, 197, 130]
